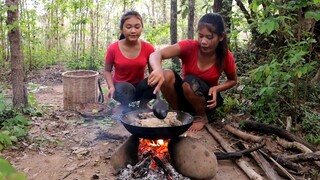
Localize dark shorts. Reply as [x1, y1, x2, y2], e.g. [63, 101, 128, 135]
[113, 78, 156, 105]
[173, 71, 223, 114]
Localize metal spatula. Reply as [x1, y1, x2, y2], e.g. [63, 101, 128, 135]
[152, 92, 168, 119]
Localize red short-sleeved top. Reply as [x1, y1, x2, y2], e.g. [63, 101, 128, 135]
[105, 40, 155, 85]
[178, 39, 236, 87]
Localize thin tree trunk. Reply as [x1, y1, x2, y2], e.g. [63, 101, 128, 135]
[6, 0, 28, 110]
[187, 0, 194, 39]
[161, 0, 167, 24]
[0, 10, 8, 67]
[170, 0, 179, 66]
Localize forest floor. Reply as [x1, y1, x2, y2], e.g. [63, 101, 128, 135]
[0, 64, 318, 180]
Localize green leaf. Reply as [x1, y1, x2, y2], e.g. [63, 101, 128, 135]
[259, 18, 279, 35]
[305, 11, 320, 21]
[264, 66, 270, 76]
[266, 76, 272, 86]
[9, 136, 18, 142]
[0, 158, 16, 175]
[259, 87, 267, 96]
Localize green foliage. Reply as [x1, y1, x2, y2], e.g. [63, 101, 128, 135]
[0, 94, 31, 151]
[144, 23, 171, 46]
[222, 97, 240, 113]
[258, 17, 280, 35]
[301, 111, 320, 144]
[0, 158, 27, 180]
[66, 51, 104, 71]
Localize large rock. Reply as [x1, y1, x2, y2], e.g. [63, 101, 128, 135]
[110, 136, 139, 173]
[169, 137, 218, 179]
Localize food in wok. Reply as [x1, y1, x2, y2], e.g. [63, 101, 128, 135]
[132, 112, 183, 127]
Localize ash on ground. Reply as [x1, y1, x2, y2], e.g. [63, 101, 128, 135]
[117, 163, 190, 180]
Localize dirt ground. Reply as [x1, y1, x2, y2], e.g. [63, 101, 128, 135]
[0, 65, 276, 180]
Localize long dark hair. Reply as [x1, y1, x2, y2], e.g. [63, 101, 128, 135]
[197, 13, 228, 71]
[119, 10, 143, 40]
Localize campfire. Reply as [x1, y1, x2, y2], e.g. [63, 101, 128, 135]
[116, 138, 190, 180]
[111, 136, 218, 180]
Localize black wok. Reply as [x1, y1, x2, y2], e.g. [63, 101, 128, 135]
[120, 109, 193, 139]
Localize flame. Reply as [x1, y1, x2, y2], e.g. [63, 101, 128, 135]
[139, 138, 170, 160]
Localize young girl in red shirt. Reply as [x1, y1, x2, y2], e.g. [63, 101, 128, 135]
[148, 13, 238, 132]
[104, 11, 155, 114]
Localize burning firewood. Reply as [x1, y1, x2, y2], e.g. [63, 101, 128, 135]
[132, 157, 152, 178]
[153, 156, 173, 180]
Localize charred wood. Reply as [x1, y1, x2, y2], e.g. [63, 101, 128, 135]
[241, 120, 317, 152]
[276, 137, 320, 167]
[262, 149, 304, 174]
[279, 151, 320, 162]
[153, 156, 173, 180]
[132, 157, 151, 178]
[259, 150, 297, 180]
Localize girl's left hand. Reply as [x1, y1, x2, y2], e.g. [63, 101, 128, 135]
[207, 87, 217, 109]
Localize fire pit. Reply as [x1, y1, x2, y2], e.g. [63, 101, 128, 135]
[110, 136, 218, 180]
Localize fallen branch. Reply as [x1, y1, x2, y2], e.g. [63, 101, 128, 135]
[224, 124, 263, 143]
[263, 149, 304, 173]
[281, 151, 320, 162]
[242, 143, 281, 180]
[276, 137, 320, 167]
[259, 150, 296, 180]
[242, 120, 317, 151]
[214, 141, 265, 160]
[205, 124, 264, 180]
[276, 137, 312, 153]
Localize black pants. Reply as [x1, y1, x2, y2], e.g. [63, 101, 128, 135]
[173, 71, 223, 114]
[113, 78, 156, 106]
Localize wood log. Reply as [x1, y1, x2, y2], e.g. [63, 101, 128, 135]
[276, 137, 320, 167]
[205, 124, 264, 180]
[132, 157, 151, 178]
[153, 156, 173, 180]
[263, 149, 304, 173]
[276, 137, 313, 153]
[241, 120, 317, 151]
[224, 124, 263, 143]
[242, 143, 281, 180]
[259, 150, 296, 180]
[281, 151, 320, 162]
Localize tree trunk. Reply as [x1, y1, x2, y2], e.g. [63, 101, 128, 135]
[187, 0, 195, 39]
[213, 0, 232, 33]
[6, 0, 28, 110]
[161, 0, 167, 24]
[170, 0, 180, 66]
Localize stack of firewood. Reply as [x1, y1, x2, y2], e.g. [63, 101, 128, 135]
[205, 119, 319, 180]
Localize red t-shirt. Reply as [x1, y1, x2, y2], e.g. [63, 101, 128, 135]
[178, 40, 236, 87]
[105, 40, 155, 85]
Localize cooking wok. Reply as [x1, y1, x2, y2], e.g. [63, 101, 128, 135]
[120, 109, 193, 139]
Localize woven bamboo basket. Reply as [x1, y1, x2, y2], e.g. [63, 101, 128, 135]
[62, 70, 99, 111]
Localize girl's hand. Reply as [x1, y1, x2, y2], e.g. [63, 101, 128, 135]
[148, 69, 164, 94]
[105, 87, 115, 102]
[207, 87, 217, 109]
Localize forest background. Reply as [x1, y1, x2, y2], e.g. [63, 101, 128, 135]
[0, 0, 319, 156]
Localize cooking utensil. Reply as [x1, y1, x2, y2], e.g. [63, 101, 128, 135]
[152, 92, 168, 119]
[120, 109, 193, 139]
